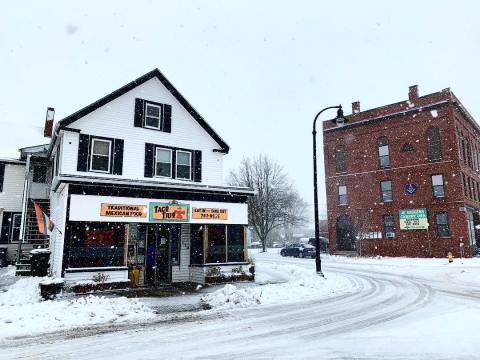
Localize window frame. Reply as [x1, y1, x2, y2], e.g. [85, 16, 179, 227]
[426, 126, 442, 161]
[154, 147, 173, 178]
[32, 165, 48, 183]
[144, 102, 163, 130]
[337, 185, 348, 206]
[335, 144, 347, 173]
[175, 150, 192, 181]
[89, 138, 112, 173]
[383, 214, 395, 238]
[377, 137, 390, 168]
[434, 211, 451, 238]
[380, 180, 393, 203]
[10, 213, 22, 243]
[431, 174, 445, 198]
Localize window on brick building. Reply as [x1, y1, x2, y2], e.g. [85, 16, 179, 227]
[383, 214, 395, 238]
[377, 137, 390, 168]
[426, 127, 441, 161]
[380, 180, 393, 202]
[431, 174, 445, 198]
[434, 212, 450, 237]
[337, 185, 347, 205]
[335, 144, 346, 173]
[462, 173, 468, 198]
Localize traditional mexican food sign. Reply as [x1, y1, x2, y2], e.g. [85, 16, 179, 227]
[399, 208, 428, 230]
[149, 202, 190, 222]
[192, 207, 228, 220]
[100, 203, 147, 218]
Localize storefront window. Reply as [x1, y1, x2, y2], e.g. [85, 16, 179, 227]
[170, 225, 180, 266]
[68, 222, 126, 268]
[190, 225, 204, 265]
[227, 225, 245, 262]
[207, 225, 226, 263]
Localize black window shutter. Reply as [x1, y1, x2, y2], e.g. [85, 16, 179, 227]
[193, 150, 202, 182]
[0, 163, 5, 192]
[144, 143, 155, 178]
[112, 139, 124, 175]
[163, 104, 172, 133]
[171, 150, 176, 179]
[77, 134, 91, 172]
[0, 212, 11, 244]
[134, 98, 145, 128]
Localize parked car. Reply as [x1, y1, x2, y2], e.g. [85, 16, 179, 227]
[248, 241, 262, 249]
[308, 237, 329, 252]
[280, 244, 316, 258]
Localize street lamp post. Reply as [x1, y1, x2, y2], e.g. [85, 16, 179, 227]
[312, 105, 347, 276]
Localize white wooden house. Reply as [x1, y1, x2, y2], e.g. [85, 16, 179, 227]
[45, 69, 253, 285]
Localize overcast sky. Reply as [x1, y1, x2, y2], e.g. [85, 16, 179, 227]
[1, 1, 479, 219]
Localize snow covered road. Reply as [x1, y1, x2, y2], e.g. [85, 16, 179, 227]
[2, 253, 480, 359]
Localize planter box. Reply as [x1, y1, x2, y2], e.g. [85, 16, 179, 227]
[205, 274, 254, 284]
[40, 281, 65, 300]
[71, 280, 131, 294]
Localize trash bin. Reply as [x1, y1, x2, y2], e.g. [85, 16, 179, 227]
[0, 248, 7, 267]
[30, 249, 51, 277]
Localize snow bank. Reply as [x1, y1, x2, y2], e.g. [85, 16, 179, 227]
[0, 276, 155, 339]
[201, 261, 352, 310]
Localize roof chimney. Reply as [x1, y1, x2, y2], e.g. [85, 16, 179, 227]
[44, 107, 55, 138]
[352, 101, 360, 114]
[408, 85, 418, 102]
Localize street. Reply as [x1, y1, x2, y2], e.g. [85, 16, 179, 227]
[1, 253, 480, 359]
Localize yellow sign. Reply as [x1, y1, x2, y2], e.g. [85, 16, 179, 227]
[100, 203, 147, 217]
[192, 207, 228, 220]
[150, 203, 189, 222]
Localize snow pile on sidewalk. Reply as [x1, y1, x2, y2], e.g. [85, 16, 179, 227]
[201, 261, 352, 310]
[0, 277, 155, 339]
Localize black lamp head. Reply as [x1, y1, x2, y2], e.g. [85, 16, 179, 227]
[332, 105, 348, 126]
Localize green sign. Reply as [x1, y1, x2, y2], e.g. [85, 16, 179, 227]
[399, 208, 428, 230]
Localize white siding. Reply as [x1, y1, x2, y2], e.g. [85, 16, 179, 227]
[172, 224, 191, 283]
[0, 163, 25, 212]
[189, 267, 206, 284]
[49, 184, 68, 277]
[64, 270, 128, 284]
[59, 78, 225, 186]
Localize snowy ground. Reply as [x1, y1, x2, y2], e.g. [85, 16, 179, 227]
[1, 252, 480, 359]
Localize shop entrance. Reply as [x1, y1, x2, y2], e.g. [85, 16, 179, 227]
[145, 224, 180, 285]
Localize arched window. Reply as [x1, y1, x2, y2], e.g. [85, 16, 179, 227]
[377, 137, 390, 168]
[426, 127, 441, 161]
[335, 144, 346, 173]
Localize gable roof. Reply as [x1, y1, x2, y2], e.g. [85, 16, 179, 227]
[55, 68, 230, 153]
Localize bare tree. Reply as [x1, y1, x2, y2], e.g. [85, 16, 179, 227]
[229, 155, 308, 252]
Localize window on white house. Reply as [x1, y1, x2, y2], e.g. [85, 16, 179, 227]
[155, 148, 172, 177]
[33, 165, 48, 183]
[10, 214, 22, 242]
[338, 185, 347, 205]
[145, 103, 162, 129]
[431, 174, 445, 198]
[90, 139, 111, 173]
[176, 150, 192, 180]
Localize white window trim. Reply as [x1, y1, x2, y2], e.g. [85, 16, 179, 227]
[176, 150, 192, 181]
[89, 138, 112, 173]
[144, 103, 162, 130]
[155, 147, 173, 178]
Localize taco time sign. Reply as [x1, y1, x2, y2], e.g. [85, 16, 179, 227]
[149, 202, 190, 222]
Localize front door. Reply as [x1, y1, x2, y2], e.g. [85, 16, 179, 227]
[145, 225, 171, 285]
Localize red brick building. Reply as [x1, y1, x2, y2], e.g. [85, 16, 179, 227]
[323, 86, 480, 258]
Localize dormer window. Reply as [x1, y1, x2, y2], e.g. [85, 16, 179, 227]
[90, 138, 112, 173]
[145, 103, 162, 130]
[134, 98, 172, 133]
